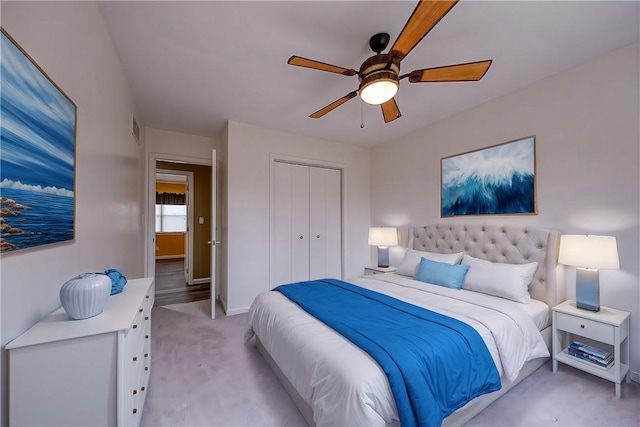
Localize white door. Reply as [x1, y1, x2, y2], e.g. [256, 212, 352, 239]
[309, 167, 342, 280]
[291, 164, 310, 282]
[184, 178, 190, 284]
[210, 149, 217, 319]
[270, 161, 342, 288]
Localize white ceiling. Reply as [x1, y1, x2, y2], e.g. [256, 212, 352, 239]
[99, 1, 639, 147]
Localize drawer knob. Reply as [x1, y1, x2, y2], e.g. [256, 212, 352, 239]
[146, 295, 150, 299]
[139, 308, 143, 313]
[133, 408, 137, 415]
[132, 356, 137, 362]
[580, 324, 585, 329]
[141, 386, 146, 392]
[144, 353, 149, 358]
[145, 316, 149, 320]
[133, 324, 138, 329]
[133, 389, 137, 395]
[145, 366, 149, 371]
[145, 335, 150, 339]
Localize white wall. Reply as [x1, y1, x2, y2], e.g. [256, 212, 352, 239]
[0, 2, 146, 425]
[146, 127, 219, 160]
[225, 121, 371, 314]
[371, 44, 640, 380]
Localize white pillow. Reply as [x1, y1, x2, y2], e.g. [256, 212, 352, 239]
[397, 249, 463, 277]
[460, 254, 538, 303]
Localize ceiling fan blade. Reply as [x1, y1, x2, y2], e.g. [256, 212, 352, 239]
[409, 60, 492, 82]
[381, 98, 402, 123]
[309, 91, 358, 118]
[389, 0, 458, 60]
[288, 56, 358, 76]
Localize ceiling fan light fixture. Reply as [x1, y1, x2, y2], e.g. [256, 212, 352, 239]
[359, 71, 399, 105]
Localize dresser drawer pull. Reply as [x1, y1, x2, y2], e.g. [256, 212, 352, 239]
[133, 408, 137, 415]
[139, 308, 143, 313]
[141, 386, 146, 392]
[132, 356, 137, 362]
[133, 389, 137, 395]
[145, 335, 149, 339]
[144, 353, 149, 358]
[580, 324, 585, 329]
[145, 316, 149, 320]
[145, 366, 149, 371]
[146, 295, 150, 299]
[133, 324, 138, 329]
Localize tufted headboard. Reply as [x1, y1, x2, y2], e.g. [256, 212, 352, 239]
[408, 224, 561, 307]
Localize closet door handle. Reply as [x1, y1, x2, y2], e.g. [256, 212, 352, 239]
[299, 235, 304, 240]
[316, 235, 320, 239]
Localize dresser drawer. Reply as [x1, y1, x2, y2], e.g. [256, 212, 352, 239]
[556, 312, 614, 344]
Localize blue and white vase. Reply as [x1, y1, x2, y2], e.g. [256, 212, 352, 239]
[60, 273, 112, 320]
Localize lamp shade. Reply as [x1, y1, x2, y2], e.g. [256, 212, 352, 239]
[558, 235, 620, 270]
[368, 227, 398, 247]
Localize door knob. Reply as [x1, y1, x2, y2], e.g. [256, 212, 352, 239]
[207, 241, 222, 245]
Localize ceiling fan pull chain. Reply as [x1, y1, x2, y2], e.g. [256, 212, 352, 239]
[360, 99, 365, 129]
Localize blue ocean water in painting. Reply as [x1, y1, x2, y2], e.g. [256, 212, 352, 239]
[442, 138, 535, 216]
[1, 187, 74, 251]
[1, 30, 76, 250]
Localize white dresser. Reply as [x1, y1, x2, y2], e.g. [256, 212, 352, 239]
[7, 277, 154, 426]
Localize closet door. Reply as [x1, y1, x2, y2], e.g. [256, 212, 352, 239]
[309, 167, 342, 280]
[271, 161, 342, 288]
[290, 164, 311, 282]
[271, 162, 310, 288]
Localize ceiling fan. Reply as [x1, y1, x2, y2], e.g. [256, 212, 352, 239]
[288, 0, 492, 124]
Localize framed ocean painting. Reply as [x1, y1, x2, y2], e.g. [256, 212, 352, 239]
[441, 136, 536, 217]
[0, 28, 77, 253]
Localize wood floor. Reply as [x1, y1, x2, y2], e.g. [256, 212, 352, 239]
[154, 258, 211, 307]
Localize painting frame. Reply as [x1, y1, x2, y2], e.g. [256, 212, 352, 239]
[0, 28, 77, 253]
[441, 136, 537, 217]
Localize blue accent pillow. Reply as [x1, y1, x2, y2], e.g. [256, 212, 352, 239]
[414, 257, 470, 289]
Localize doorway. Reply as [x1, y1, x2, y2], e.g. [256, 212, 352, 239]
[154, 170, 203, 304]
[146, 153, 218, 318]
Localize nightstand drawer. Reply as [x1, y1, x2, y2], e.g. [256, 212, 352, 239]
[556, 312, 614, 344]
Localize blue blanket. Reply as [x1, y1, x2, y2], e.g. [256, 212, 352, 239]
[274, 279, 501, 427]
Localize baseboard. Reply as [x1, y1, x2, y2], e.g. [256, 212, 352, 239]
[192, 277, 210, 285]
[226, 306, 250, 316]
[155, 255, 185, 260]
[630, 370, 640, 384]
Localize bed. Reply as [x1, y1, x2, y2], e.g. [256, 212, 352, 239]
[246, 223, 562, 426]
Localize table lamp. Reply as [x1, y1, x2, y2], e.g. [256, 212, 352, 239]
[558, 234, 620, 312]
[368, 227, 398, 268]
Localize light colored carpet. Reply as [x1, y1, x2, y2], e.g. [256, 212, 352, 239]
[141, 304, 306, 427]
[143, 301, 640, 427]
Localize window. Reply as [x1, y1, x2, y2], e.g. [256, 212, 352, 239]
[155, 204, 187, 232]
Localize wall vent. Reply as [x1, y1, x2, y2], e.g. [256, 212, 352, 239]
[131, 114, 140, 144]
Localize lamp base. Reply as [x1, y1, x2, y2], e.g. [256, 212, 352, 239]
[377, 246, 390, 269]
[576, 268, 600, 312]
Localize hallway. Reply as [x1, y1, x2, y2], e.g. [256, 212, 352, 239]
[154, 259, 210, 306]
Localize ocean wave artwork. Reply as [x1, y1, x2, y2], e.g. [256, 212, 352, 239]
[1, 29, 76, 252]
[441, 136, 535, 217]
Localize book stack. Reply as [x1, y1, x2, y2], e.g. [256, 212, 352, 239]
[567, 341, 613, 369]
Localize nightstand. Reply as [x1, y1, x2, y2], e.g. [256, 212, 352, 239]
[364, 266, 397, 276]
[552, 299, 630, 398]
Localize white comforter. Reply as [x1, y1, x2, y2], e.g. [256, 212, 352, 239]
[245, 274, 549, 427]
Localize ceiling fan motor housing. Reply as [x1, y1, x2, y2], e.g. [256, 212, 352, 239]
[358, 54, 400, 104]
